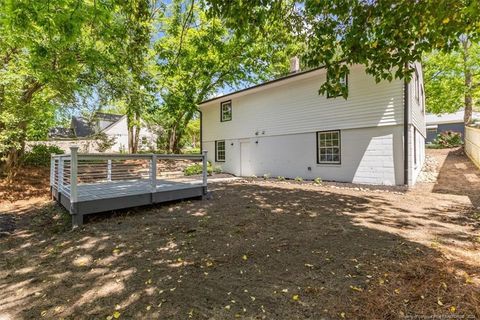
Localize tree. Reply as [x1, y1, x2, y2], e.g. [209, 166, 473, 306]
[0, 0, 130, 177]
[424, 36, 480, 124]
[207, 0, 480, 96]
[152, 0, 300, 153]
[104, 0, 159, 153]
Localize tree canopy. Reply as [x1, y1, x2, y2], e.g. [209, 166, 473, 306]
[207, 0, 480, 96]
[149, 0, 299, 152]
[2, 0, 480, 178]
[424, 36, 480, 123]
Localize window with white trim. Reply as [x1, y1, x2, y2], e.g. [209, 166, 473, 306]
[215, 140, 225, 162]
[220, 101, 232, 122]
[317, 130, 341, 164]
[414, 70, 420, 102]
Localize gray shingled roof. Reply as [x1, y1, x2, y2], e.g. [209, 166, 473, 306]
[50, 112, 124, 139]
[71, 116, 96, 137]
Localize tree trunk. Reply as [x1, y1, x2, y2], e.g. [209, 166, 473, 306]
[133, 125, 140, 153]
[133, 112, 141, 153]
[128, 125, 134, 153]
[5, 81, 42, 179]
[168, 125, 178, 153]
[462, 36, 473, 125]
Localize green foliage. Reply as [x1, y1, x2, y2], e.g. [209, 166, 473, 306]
[313, 177, 322, 185]
[423, 36, 480, 124]
[0, 0, 147, 173]
[207, 0, 480, 96]
[95, 133, 117, 153]
[263, 173, 271, 180]
[294, 176, 303, 182]
[181, 119, 200, 151]
[22, 144, 64, 167]
[183, 162, 222, 176]
[150, 0, 299, 153]
[277, 176, 286, 181]
[433, 131, 463, 148]
[184, 148, 201, 154]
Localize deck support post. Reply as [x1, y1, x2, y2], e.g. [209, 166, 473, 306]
[50, 154, 55, 188]
[72, 211, 83, 229]
[202, 150, 208, 195]
[58, 156, 64, 194]
[151, 155, 157, 192]
[70, 146, 80, 228]
[107, 159, 112, 182]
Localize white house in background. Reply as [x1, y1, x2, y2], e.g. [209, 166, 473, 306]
[199, 62, 426, 186]
[49, 112, 159, 152]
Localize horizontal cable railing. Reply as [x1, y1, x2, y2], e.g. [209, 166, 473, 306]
[50, 147, 208, 204]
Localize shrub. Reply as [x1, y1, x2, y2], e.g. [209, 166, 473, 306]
[184, 148, 201, 154]
[183, 162, 221, 176]
[22, 144, 64, 167]
[95, 132, 117, 152]
[277, 176, 285, 181]
[294, 176, 303, 182]
[313, 177, 322, 185]
[263, 173, 270, 180]
[433, 131, 463, 148]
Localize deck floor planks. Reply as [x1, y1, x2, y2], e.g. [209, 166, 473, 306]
[61, 179, 203, 202]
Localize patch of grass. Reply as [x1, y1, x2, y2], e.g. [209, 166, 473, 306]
[294, 176, 303, 182]
[183, 162, 222, 176]
[313, 177, 322, 185]
[277, 176, 286, 181]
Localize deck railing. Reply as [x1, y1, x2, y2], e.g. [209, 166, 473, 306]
[51, 146, 208, 206]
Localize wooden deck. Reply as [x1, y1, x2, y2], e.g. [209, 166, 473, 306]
[51, 149, 208, 227]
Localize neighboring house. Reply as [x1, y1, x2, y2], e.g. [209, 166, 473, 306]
[199, 62, 426, 186]
[49, 112, 159, 152]
[426, 110, 480, 143]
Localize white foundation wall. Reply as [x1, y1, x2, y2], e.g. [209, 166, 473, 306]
[204, 125, 405, 185]
[409, 125, 426, 185]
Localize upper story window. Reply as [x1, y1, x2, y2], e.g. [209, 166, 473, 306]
[414, 70, 420, 102]
[421, 85, 425, 112]
[327, 73, 348, 98]
[221, 100, 232, 122]
[317, 130, 341, 164]
[215, 140, 226, 162]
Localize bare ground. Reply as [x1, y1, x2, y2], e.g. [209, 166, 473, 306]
[0, 148, 479, 319]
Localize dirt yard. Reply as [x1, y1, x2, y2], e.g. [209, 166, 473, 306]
[0, 148, 479, 319]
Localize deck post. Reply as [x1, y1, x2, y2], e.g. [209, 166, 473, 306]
[50, 154, 55, 188]
[70, 146, 81, 228]
[202, 150, 208, 195]
[107, 159, 112, 182]
[58, 156, 64, 194]
[151, 154, 157, 192]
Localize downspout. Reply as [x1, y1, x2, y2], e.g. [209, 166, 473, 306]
[404, 78, 409, 186]
[198, 109, 203, 154]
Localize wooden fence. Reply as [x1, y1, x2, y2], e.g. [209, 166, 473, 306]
[465, 126, 480, 169]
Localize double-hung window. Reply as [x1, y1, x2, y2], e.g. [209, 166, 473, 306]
[221, 101, 232, 122]
[317, 130, 341, 164]
[414, 70, 420, 102]
[215, 140, 226, 162]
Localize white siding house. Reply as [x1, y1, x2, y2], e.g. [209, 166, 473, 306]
[199, 63, 425, 186]
[101, 116, 158, 152]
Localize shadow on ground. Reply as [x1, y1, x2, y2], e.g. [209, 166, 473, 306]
[432, 148, 480, 207]
[1, 181, 478, 319]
